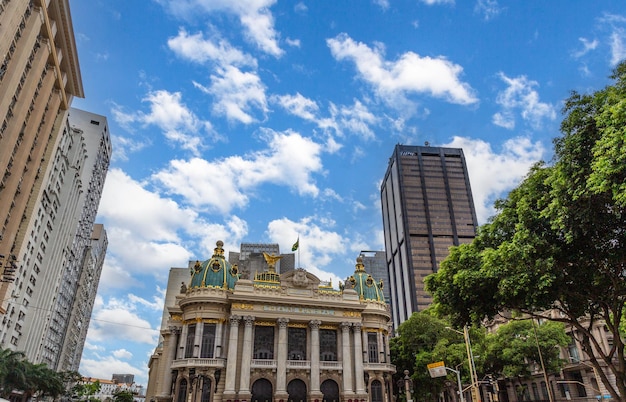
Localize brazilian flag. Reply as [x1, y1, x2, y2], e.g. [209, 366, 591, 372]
[291, 238, 299, 251]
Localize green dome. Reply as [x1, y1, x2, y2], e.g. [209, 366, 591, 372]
[190, 241, 240, 290]
[347, 256, 385, 302]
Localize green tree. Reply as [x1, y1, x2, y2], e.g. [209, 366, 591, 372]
[0, 348, 27, 398]
[485, 319, 569, 378]
[112, 388, 135, 402]
[71, 378, 102, 402]
[425, 61, 626, 399]
[390, 310, 486, 401]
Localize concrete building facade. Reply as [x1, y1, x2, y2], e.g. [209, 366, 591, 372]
[147, 241, 395, 402]
[0, 109, 110, 372]
[0, 0, 84, 309]
[381, 144, 478, 329]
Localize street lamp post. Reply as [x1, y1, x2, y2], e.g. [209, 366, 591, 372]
[404, 370, 413, 402]
[446, 326, 479, 402]
[445, 367, 465, 402]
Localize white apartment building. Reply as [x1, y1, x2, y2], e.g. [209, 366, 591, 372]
[0, 109, 111, 372]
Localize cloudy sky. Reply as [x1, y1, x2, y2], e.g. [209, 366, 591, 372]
[69, 0, 625, 387]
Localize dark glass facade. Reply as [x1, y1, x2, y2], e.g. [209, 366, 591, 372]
[381, 145, 477, 329]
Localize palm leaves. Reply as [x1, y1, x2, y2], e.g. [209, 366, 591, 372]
[0, 346, 70, 399]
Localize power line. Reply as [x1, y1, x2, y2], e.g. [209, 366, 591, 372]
[3, 298, 158, 331]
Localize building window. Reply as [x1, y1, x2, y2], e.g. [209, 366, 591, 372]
[200, 324, 216, 358]
[368, 333, 379, 363]
[532, 383, 539, 400]
[288, 327, 306, 360]
[185, 325, 196, 358]
[253, 326, 274, 359]
[320, 329, 337, 361]
[178, 379, 188, 402]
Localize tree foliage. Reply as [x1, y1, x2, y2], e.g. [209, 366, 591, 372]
[485, 319, 569, 378]
[112, 389, 135, 402]
[390, 310, 487, 401]
[425, 61, 626, 399]
[0, 346, 81, 400]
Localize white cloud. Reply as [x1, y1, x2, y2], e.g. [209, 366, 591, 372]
[373, 0, 390, 10]
[158, 0, 283, 57]
[493, 73, 556, 130]
[444, 136, 545, 223]
[273, 94, 378, 141]
[87, 296, 160, 345]
[609, 28, 626, 65]
[572, 37, 599, 58]
[327, 33, 477, 110]
[112, 349, 134, 360]
[266, 217, 348, 283]
[80, 356, 146, 385]
[596, 13, 626, 66]
[167, 28, 257, 67]
[329, 100, 378, 140]
[294, 2, 307, 14]
[474, 0, 501, 21]
[109, 135, 151, 163]
[272, 93, 320, 121]
[285, 38, 301, 47]
[153, 129, 323, 213]
[112, 90, 215, 155]
[194, 65, 267, 124]
[97, 169, 248, 282]
[420, 0, 454, 5]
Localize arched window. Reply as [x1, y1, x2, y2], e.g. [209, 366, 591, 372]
[321, 379, 339, 402]
[287, 379, 307, 402]
[251, 378, 273, 402]
[371, 380, 383, 402]
[177, 379, 188, 402]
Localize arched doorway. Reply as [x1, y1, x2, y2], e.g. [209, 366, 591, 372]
[320, 379, 339, 402]
[287, 379, 307, 402]
[177, 379, 188, 402]
[252, 378, 273, 402]
[371, 380, 383, 402]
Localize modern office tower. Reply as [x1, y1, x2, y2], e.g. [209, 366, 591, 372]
[381, 144, 478, 329]
[0, 0, 84, 312]
[359, 251, 390, 305]
[0, 109, 111, 372]
[228, 243, 295, 275]
[112, 374, 136, 385]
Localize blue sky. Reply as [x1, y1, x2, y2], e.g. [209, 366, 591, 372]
[68, 0, 626, 387]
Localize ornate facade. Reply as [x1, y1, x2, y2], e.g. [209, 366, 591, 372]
[147, 241, 395, 402]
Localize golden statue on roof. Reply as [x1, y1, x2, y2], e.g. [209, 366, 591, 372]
[262, 252, 283, 272]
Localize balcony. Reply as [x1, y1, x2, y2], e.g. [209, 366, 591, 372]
[171, 358, 226, 369]
[251, 359, 277, 369]
[364, 362, 396, 372]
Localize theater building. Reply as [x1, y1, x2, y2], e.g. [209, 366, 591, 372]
[146, 241, 395, 402]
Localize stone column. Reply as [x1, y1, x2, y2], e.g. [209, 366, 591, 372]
[194, 320, 203, 358]
[238, 316, 255, 399]
[215, 321, 224, 358]
[224, 315, 240, 397]
[178, 324, 188, 359]
[362, 328, 369, 363]
[341, 322, 354, 395]
[378, 331, 385, 363]
[275, 318, 289, 400]
[309, 320, 322, 398]
[159, 327, 180, 397]
[353, 323, 366, 394]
